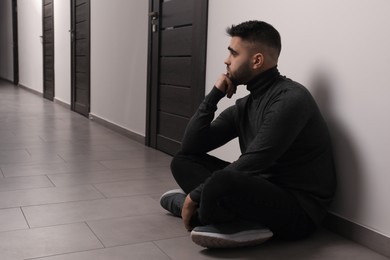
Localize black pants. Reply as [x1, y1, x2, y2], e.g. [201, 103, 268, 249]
[171, 152, 316, 240]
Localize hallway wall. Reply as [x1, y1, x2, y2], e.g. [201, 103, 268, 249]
[206, 0, 390, 239]
[53, 0, 71, 105]
[17, 0, 43, 92]
[90, 0, 148, 137]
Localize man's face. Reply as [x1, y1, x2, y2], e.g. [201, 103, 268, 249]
[224, 37, 255, 86]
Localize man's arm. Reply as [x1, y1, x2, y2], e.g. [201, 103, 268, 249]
[181, 74, 238, 154]
[180, 74, 238, 230]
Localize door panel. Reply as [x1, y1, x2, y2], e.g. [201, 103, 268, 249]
[160, 57, 192, 86]
[159, 85, 192, 117]
[147, 0, 208, 155]
[161, 27, 192, 56]
[161, 0, 193, 28]
[42, 0, 54, 100]
[71, 0, 90, 117]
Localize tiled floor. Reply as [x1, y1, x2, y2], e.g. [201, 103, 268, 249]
[0, 79, 388, 260]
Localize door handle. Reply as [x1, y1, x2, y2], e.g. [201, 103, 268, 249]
[149, 12, 159, 20]
[68, 29, 75, 41]
[149, 12, 159, 33]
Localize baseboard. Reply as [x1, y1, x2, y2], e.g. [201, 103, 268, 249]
[324, 212, 390, 257]
[89, 113, 145, 145]
[54, 98, 71, 109]
[18, 83, 43, 97]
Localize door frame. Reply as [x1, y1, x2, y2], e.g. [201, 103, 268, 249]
[145, 0, 209, 150]
[42, 0, 55, 101]
[70, 0, 91, 117]
[12, 0, 19, 85]
[145, 0, 159, 147]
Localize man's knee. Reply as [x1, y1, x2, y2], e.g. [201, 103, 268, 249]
[170, 152, 190, 177]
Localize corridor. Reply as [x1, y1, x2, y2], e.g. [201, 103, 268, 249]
[0, 79, 388, 259]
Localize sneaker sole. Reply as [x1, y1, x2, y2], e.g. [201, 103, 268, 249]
[191, 229, 273, 248]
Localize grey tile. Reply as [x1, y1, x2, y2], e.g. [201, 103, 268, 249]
[0, 185, 104, 209]
[99, 151, 172, 170]
[99, 157, 171, 170]
[57, 150, 136, 162]
[0, 136, 45, 147]
[87, 213, 188, 247]
[105, 141, 149, 152]
[0, 149, 65, 165]
[31, 243, 171, 260]
[0, 149, 30, 163]
[23, 195, 164, 228]
[1, 161, 107, 177]
[93, 178, 178, 198]
[47, 168, 171, 187]
[0, 223, 103, 260]
[0, 208, 29, 232]
[0, 175, 54, 192]
[26, 144, 113, 156]
[146, 166, 172, 178]
[69, 135, 138, 146]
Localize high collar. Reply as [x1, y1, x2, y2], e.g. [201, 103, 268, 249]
[246, 66, 280, 98]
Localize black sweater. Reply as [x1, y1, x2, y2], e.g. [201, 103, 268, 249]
[182, 67, 336, 225]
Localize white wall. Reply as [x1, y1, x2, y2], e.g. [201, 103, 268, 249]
[53, 0, 71, 104]
[18, 0, 43, 92]
[90, 0, 149, 136]
[0, 0, 13, 81]
[207, 0, 390, 237]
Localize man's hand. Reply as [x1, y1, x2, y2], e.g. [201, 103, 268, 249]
[182, 194, 198, 231]
[215, 73, 237, 98]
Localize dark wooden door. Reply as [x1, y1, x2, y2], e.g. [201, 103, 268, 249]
[42, 0, 54, 100]
[146, 0, 208, 155]
[71, 0, 90, 117]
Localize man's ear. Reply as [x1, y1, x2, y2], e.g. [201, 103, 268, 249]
[252, 53, 264, 69]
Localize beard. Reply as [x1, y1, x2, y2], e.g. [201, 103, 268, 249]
[227, 61, 253, 86]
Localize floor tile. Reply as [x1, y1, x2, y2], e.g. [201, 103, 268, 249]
[31, 243, 171, 260]
[0, 223, 103, 260]
[0, 149, 65, 165]
[23, 195, 164, 228]
[87, 213, 188, 247]
[1, 161, 107, 177]
[0, 185, 104, 209]
[99, 153, 171, 170]
[57, 150, 136, 162]
[93, 178, 178, 198]
[0, 149, 30, 164]
[0, 175, 54, 192]
[26, 144, 112, 156]
[47, 168, 172, 187]
[0, 208, 29, 232]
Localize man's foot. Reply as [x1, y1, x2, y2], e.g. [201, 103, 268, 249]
[191, 221, 273, 248]
[159, 189, 186, 217]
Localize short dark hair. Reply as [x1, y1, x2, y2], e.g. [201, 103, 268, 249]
[226, 21, 281, 56]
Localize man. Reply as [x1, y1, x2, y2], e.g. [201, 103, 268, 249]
[160, 20, 336, 249]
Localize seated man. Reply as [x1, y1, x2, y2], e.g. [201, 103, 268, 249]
[160, 20, 336, 249]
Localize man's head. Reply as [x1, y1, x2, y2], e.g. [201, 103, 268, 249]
[224, 21, 281, 85]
